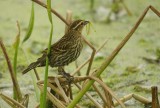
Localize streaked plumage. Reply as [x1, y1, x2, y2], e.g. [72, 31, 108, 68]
[22, 20, 89, 74]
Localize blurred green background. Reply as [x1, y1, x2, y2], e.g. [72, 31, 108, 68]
[0, 0, 160, 107]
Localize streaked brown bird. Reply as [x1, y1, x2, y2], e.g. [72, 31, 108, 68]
[22, 20, 89, 75]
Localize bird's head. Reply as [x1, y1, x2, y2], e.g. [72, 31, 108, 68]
[69, 20, 89, 32]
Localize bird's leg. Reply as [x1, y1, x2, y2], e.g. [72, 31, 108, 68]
[58, 66, 73, 99]
[58, 67, 74, 83]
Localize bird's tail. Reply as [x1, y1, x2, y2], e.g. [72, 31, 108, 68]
[22, 54, 46, 74]
[22, 61, 40, 74]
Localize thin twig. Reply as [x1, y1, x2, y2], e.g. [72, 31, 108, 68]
[0, 39, 22, 101]
[33, 69, 40, 80]
[55, 78, 70, 103]
[37, 84, 66, 108]
[21, 94, 29, 108]
[0, 93, 25, 108]
[82, 36, 96, 75]
[88, 76, 126, 108]
[151, 86, 160, 108]
[71, 39, 108, 76]
[92, 84, 108, 106]
[132, 94, 150, 104]
[74, 83, 103, 108]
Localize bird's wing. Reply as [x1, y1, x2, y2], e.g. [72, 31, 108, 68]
[42, 33, 73, 54]
[52, 33, 73, 49]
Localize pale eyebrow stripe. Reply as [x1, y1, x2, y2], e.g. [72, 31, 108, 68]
[73, 21, 83, 30]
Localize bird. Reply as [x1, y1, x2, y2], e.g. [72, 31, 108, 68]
[22, 19, 89, 75]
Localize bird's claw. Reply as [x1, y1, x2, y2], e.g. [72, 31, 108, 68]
[59, 71, 74, 83]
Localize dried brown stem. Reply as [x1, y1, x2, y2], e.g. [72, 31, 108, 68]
[71, 39, 108, 76]
[132, 94, 150, 104]
[0, 93, 25, 108]
[21, 94, 29, 108]
[114, 93, 151, 107]
[88, 76, 126, 108]
[82, 36, 96, 75]
[92, 84, 108, 106]
[99, 77, 113, 108]
[37, 84, 66, 108]
[34, 69, 40, 80]
[74, 83, 103, 108]
[0, 39, 22, 101]
[48, 82, 62, 96]
[55, 78, 70, 103]
[40, 76, 88, 85]
[152, 86, 160, 108]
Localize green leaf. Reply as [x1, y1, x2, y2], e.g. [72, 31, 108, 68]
[13, 21, 20, 100]
[86, 22, 96, 35]
[47, 0, 52, 24]
[86, 22, 91, 35]
[13, 21, 20, 76]
[23, 2, 34, 43]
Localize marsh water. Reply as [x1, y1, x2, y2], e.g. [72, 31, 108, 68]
[0, 0, 160, 107]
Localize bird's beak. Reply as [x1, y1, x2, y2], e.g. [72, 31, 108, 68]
[83, 21, 89, 25]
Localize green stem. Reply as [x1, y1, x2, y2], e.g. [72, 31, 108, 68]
[40, 0, 53, 107]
